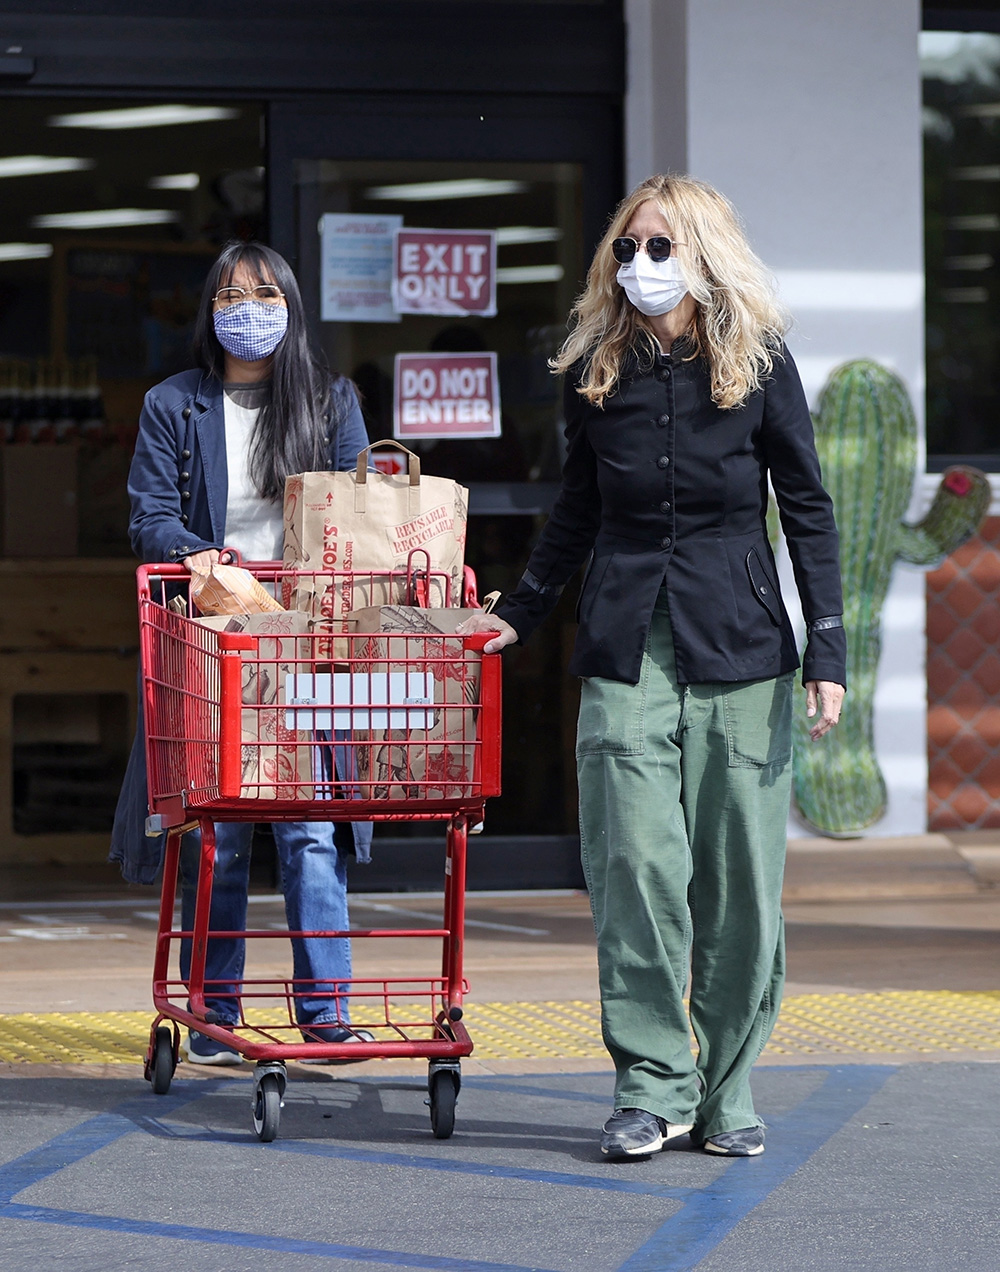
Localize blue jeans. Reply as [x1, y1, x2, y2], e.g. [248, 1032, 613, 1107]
[179, 821, 351, 1029]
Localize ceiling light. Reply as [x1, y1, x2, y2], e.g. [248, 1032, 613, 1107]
[496, 264, 565, 284]
[32, 208, 179, 229]
[951, 165, 1000, 180]
[149, 172, 200, 190]
[0, 242, 53, 261]
[948, 214, 1000, 230]
[49, 105, 238, 130]
[365, 178, 528, 201]
[0, 155, 93, 179]
[496, 226, 562, 245]
[944, 254, 993, 270]
[942, 287, 988, 303]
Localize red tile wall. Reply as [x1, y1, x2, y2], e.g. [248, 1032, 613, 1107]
[926, 515, 1000, 829]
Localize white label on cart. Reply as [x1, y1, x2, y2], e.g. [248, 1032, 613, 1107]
[285, 672, 436, 730]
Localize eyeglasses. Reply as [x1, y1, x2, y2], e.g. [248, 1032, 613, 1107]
[213, 284, 286, 308]
[611, 236, 683, 265]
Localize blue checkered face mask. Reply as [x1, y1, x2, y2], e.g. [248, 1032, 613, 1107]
[213, 301, 289, 362]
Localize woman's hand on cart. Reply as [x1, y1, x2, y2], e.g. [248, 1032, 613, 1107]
[183, 549, 220, 574]
[805, 679, 845, 741]
[183, 548, 240, 574]
[456, 610, 518, 655]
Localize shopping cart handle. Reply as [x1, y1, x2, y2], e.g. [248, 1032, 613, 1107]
[217, 632, 258, 652]
[462, 632, 501, 652]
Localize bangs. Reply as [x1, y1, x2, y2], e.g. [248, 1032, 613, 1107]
[217, 245, 277, 289]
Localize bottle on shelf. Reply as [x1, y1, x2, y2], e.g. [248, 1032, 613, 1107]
[78, 358, 106, 442]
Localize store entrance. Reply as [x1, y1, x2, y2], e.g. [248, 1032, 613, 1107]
[0, 93, 263, 871]
[268, 96, 621, 882]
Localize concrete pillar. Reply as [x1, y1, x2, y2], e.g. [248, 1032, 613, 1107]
[625, 0, 927, 834]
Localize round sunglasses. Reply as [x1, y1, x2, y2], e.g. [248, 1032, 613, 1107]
[612, 235, 680, 265]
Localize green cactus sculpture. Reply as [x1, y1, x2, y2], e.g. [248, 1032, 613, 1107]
[792, 359, 990, 837]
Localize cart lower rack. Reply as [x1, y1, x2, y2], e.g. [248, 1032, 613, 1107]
[137, 560, 501, 1141]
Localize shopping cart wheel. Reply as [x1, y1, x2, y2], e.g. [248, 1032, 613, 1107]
[252, 1068, 285, 1143]
[150, 1026, 176, 1096]
[428, 1068, 459, 1139]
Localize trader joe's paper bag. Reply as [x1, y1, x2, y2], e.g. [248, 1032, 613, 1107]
[344, 609, 482, 801]
[282, 442, 467, 651]
[196, 610, 314, 799]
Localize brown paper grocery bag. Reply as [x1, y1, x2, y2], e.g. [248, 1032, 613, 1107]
[282, 442, 468, 647]
[344, 610, 483, 801]
[196, 611, 315, 799]
[189, 562, 284, 615]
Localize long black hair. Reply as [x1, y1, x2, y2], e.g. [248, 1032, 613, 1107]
[193, 240, 337, 501]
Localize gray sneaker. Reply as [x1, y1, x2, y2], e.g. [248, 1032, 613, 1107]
[600, 1108, 694, 1158]
[703, 1126, 765, 1156]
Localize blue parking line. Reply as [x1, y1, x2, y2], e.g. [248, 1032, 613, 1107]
[135, 1107, 695, 1199]
[1, 1204, 558, 1272]
[617, 1066, 895, 1271]
[272, 1139, 697, 1199]
[0, 1065, 895, 1271]
[353, 1072, 615, 1107]
[0, 1086, 216, 1203]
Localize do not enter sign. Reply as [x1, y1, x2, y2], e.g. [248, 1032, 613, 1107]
[394, 352, 501, 440]
[392, 229, 497, 317]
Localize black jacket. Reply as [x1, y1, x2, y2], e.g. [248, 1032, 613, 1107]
[496, 343, 846, 687]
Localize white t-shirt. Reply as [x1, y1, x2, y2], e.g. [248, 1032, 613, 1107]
[222, 381, 284, 562]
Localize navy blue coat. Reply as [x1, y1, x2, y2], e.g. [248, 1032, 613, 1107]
[110, 369, 373, 884]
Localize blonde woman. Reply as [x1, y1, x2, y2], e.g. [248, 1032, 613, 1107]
[459, 175, 846, 1158]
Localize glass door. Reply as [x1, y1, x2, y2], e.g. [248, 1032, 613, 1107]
[267, 96, 621, 859]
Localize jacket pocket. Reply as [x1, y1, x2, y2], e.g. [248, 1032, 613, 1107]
[746, 548, 781, 626]
[575, 552, 612, 625]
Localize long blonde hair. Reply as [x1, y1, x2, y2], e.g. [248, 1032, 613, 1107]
[551, 174, 788, 410]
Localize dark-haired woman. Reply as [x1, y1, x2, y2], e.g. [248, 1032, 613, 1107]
[111, 241, 373, 1065]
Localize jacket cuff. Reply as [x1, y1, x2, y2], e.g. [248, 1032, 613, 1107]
[802, 625, 847, 689]
[164, 535, 220, 563]
[492, 598, 534, 645]
[493, 569, 566, 645]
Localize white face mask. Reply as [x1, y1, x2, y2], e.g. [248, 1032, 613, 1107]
[616, 252, 688, 317]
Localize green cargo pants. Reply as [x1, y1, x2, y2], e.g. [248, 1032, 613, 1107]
[576, 591, 793, 1139]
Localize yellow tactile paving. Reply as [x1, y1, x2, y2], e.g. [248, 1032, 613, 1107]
[2, 992, 1000, 1064]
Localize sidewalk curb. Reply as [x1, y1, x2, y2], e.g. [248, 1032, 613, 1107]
[783, 833, 999, 902]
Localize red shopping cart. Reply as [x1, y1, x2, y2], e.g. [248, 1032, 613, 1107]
[137, 556, 501, 1142]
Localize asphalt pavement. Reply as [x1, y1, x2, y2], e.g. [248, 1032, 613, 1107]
[0, 830, 998, 1271]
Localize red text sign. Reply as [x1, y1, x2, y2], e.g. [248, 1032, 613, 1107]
[392, 229, 496, 317]
[393, 352, 501, 440]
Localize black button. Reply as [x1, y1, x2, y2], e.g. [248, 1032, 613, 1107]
[182, 449, 191, 459]
[168, 549, 177, 558]
[659, 500, 671, 513]
[181, 514, 188, 524]
[182, 407, 191, 420]
[657, 413, 670, 427]
[656, 366, 671, 382]
[182, 491, 191, 500]
[660, 536, 672, 549]
[180, 471, 189, 481]
[657, 455, 670, 469]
